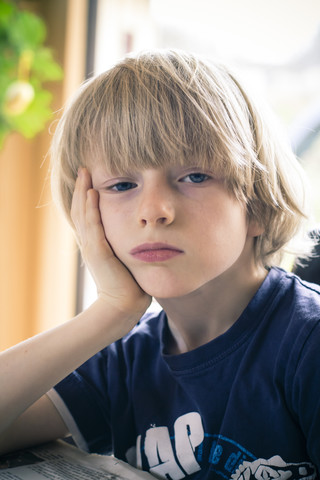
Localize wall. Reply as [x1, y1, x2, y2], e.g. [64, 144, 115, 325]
[0, 0, 88, 350]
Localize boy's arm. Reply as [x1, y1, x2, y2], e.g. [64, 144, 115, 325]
[0, 394, 68, 455]
[0, 168, 151, 452]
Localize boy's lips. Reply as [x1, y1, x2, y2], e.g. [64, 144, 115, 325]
[129, 243, 184, 262]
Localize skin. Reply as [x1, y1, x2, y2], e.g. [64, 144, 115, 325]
[90, 162, 267, 352]
[0, 163, 266, 453]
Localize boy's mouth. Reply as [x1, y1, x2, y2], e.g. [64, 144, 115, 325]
[130, 243, 184, 262]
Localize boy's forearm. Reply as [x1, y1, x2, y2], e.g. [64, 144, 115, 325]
[0, 298, 141, 435]
[0, 166, 151, 437]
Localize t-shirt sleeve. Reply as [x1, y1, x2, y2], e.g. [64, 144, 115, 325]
[49, 348, 113, 454]
[290, 320, 320, 469]
[48, 313, 161, 458]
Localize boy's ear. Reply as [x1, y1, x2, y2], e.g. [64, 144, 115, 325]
[247, 218, 265, 238]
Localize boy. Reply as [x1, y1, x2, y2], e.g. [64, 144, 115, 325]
[0, 49, 320, 479]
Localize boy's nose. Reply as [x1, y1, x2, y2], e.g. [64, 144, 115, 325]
[137, 187, 175, 227]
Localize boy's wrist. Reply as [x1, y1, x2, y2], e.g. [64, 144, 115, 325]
[85, 294, 150, 346]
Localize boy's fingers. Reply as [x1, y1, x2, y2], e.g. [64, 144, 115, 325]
[84, 189, 113, 259]
[71, 168, 93, 243]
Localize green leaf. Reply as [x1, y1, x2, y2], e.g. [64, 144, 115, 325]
[32, 48, 63, 81]
[8, 10, 46, 50]
[0, 1, 14, 28]
[0, 1, 63, 147]
[0, 112, 10, 147]
[8, 89, 53, 137]
[0, 56, 17, 86]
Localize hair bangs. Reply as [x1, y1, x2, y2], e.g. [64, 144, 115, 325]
[77, 54, 256, 187]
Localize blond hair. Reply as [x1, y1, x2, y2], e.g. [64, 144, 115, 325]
[51, 48, 311, 267]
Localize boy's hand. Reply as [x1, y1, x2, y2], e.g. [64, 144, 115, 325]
[0, 168, 151, 440]
[71, 168, 151, 334]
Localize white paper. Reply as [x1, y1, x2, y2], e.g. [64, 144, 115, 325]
[0, 440, 153, 480]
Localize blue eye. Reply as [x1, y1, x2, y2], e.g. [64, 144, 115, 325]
[182, 173, 210, 183]
[110, 182, 137, 192]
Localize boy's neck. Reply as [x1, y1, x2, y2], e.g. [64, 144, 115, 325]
[157, 261, 267, 355]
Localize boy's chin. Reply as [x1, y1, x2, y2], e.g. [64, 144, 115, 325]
[137, 283, 186, 300]
[138, 282, 204, 301]
[131, 268, 214, 300]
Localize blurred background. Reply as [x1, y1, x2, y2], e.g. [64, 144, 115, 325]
[1, 0, 320, 350]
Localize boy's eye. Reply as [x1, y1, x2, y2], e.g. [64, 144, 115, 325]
[110, 181, 137, 192]
[180, 173, 210, 183]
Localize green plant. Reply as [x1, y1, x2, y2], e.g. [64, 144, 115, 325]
[0, 0, 63, 148]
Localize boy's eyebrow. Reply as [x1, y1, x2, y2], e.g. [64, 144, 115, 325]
[91, 164, 139, 178]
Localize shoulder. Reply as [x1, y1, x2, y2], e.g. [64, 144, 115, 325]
[278, 267, 320, 330]
[249, 267, 320, 366]
[265, 266, 320, 317]
[246, 267, 320, 345]
[265, 267, 320, 374]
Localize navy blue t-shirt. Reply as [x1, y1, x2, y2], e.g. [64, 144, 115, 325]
[51, 267, 320, 479]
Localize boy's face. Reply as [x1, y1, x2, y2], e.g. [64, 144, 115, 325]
[90, 162, 261, 299]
